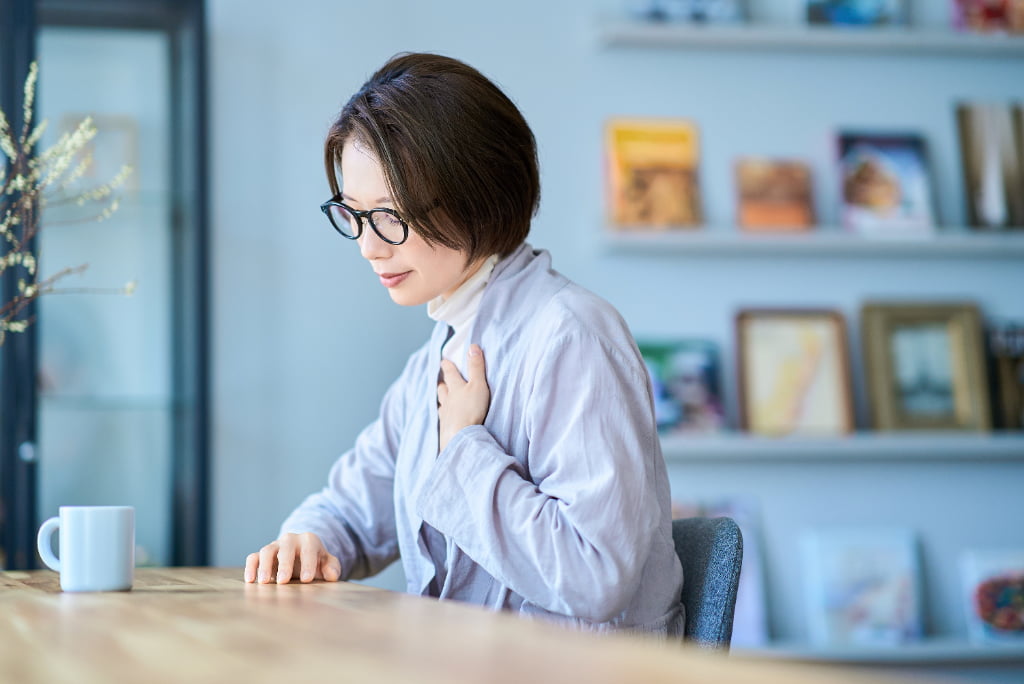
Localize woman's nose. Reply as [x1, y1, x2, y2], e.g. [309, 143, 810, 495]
[358, 227, 392, 261]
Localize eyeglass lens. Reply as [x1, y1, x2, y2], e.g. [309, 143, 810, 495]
[327, 204, 406, 244]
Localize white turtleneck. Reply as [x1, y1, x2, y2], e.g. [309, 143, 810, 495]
[427, 254, 499, 377]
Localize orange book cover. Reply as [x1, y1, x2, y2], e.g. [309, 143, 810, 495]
[605, 118, 702, 229]
[735, 158, 815, 232]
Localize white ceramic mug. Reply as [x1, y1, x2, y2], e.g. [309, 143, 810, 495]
[36, 505, 135, 592]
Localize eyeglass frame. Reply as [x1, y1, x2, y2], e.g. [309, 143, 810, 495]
[319, 194, 411, 245]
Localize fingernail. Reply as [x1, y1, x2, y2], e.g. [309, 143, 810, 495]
[469, 346, 480, 357]
[258, 571, 268, 583]
[301, 571, 312, 582]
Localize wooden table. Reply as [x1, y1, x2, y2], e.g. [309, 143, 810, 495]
[0, 567, 919, 684]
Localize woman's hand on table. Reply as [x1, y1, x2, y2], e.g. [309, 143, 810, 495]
[244, 532, 341, 584]
[437, 344, 491, 452]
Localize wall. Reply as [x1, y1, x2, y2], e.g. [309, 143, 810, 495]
[208, 0, 1024, 652]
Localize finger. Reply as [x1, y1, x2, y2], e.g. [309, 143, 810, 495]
[321, 552, 342, 582]
[258, 543, 279, 583]
[467, 345, 486, 384]
[298, 537, 320, 583]
[437, 381, 449, 405]
[440, 359, 466, 388]
[244, 553, 259, 583]
[276, 536, 298, 584]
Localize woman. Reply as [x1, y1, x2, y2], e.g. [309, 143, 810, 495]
[244, 52, 684, 635]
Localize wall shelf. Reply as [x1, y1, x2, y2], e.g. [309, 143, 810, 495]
[604, 229, 1024, 259]
[597, 19, 1024, 57]
[735, 638, 1024, 665]
[660, 432, 1024, 463]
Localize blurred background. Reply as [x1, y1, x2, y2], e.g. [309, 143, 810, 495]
[2, 0, 1023, 681]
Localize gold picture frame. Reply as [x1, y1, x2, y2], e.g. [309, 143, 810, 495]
[861, 302, 991, 432]
[736, 309, 855, 437]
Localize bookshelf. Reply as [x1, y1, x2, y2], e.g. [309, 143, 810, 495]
[596, 19, 1024, 57]
[659, 432, 1024, 463]
[604, 229, 1024, 258]
[596, 13, 1024, 676]
[735, 638, 1024, 665]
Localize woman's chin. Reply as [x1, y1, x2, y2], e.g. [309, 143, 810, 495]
[387, 286, 429, 307]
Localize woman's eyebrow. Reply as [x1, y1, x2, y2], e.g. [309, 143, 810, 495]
[341, 192, 393, 205]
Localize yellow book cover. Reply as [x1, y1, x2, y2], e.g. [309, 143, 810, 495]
[605, 118, 702, 229]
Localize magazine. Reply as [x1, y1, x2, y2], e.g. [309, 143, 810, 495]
[837, 132, 936, 235]
[606, 117, 702, 229]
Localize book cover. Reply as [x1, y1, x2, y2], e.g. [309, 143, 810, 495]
[961, 549, 1024, 643]
[605, 117, 702, 229]
[637, 339, 725, 434]
[801, 528, 923, 646]
[735, 158, 815, 232]
[956, 102, 1024, 229]
[837, 132, 936, 235]
[806, 0, 909, 26]
[951, 0, 1024, 33]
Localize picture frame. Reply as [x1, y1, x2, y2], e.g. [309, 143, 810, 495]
[861, 302, 992, 431]
[638, 339, 725, 434]
[960, 549, 1024, 644]
[736, 309, 855, 436]
[837, 131, 936, 236]
[801, 527, 924, 646]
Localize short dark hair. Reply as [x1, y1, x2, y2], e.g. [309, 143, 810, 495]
[324, 53, 540, 261]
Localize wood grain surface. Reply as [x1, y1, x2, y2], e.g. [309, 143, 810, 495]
[0, 567, 920, 684]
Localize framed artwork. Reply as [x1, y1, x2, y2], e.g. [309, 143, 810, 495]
[637, 339, 725, 434]
[736, 309, 854, 436]
[837, 131, 936, 236]
[961, 549, 1024, 644]
[801, 527, 923, 646]
[861, 302, 992, 431]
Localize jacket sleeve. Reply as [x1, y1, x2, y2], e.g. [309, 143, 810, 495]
[414, 330, 662, 622]
[279, 351, 419, 581]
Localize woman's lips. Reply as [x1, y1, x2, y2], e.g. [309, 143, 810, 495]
[378, 271, 411, 288]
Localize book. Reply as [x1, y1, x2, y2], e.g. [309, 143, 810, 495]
[956, 102, 1024, 229]
[628, 0, 747, 24]
[961, 549, 1024, 643]
[806, 0, 908, 26]
[637, 339, 725, 434]
[837, 132, 936, 235]
[735, 158, 815, 232]
[605, 117, 702, 229]
[951, 0, 1024, 33]
[801, 528, 923, 646]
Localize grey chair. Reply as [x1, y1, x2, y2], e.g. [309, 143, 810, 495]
[671, 516, 743, 651]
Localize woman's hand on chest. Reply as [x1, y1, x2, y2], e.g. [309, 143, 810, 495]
[437, 344, 491, 452]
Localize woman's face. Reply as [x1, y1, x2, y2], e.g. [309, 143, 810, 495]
[340, 138, 480, 307]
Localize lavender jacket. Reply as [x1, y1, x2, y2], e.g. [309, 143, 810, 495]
[281, 243, 684, 634]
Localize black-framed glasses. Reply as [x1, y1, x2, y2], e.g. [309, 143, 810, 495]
[320, 194, 410, 245]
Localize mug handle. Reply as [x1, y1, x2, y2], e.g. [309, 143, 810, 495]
[37, 516, 61, 572]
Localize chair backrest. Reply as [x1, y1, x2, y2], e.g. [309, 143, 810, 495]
[671, 516, 743, 650]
